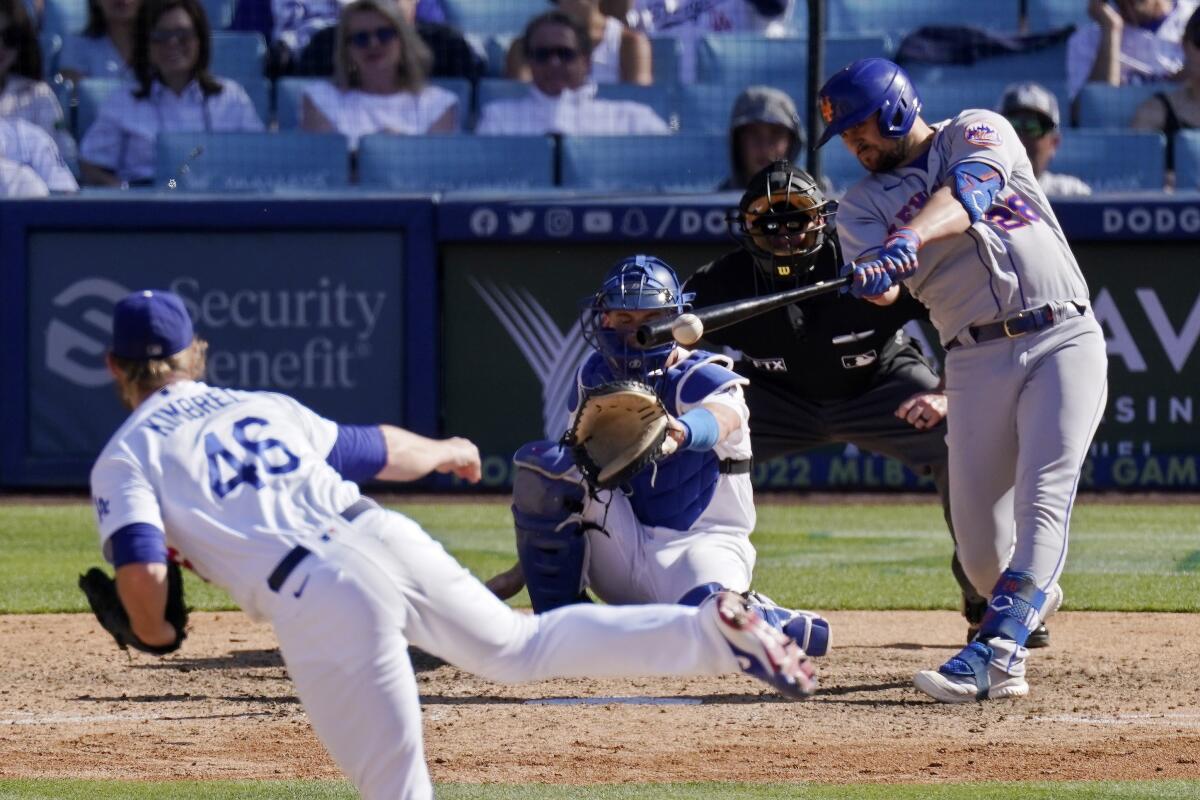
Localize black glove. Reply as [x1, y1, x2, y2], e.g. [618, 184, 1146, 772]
[78, 562, 189, 655]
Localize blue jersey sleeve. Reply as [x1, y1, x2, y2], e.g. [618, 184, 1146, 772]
[325, 424, 387, 482]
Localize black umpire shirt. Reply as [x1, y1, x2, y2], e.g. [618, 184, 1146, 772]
[684, 238, 932, 403]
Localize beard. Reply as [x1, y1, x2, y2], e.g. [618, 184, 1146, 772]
[870, 136, 911, 173]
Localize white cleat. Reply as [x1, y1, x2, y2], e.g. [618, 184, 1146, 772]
[711, 591, 817, 700]
[913, 667, 1029, 703]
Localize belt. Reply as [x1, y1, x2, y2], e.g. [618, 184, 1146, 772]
[267, 496, 378, 593]
[945, 303, 1084, 351]
[719, 458, 752, 475]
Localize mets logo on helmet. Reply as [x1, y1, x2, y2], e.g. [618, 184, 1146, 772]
[820, 96, 834, 124]
[964, 122, 1002, 147]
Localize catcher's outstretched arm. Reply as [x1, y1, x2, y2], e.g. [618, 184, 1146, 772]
[116, 562, 179, 647]
[485, 561, 527, 602]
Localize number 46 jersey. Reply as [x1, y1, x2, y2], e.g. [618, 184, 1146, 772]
[90, 380, 360, 619]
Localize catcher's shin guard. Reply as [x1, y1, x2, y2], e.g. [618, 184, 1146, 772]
[512, 441, 591, 614]
[744, 591, 830, 657]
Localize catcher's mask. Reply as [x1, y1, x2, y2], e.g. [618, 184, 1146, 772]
[729, 160, 836, 280]
[581, 254, 694, 383]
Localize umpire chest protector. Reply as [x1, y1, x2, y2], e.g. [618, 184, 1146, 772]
[573, 351, 746, 531]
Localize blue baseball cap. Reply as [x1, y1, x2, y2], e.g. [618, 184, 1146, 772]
[111, 289, 194, 360]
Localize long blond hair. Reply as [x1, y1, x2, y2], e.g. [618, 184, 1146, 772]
[334, 0, 432, 92]
[110, 338, 208, 408]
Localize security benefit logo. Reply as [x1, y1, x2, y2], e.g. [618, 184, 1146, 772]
[46, 276, 389, 392]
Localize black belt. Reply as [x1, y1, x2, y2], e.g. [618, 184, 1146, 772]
[267, 497, 377, 593]
[719, 458, 752, 475]
[945, 303, 1079, 351]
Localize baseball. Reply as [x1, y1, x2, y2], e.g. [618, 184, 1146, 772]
[672, 313, 704, 346]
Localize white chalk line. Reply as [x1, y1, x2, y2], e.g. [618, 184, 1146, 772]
[0, 709, 275, 726]
[1030, 712, 1200, 727]
[523, 696, 703, 706]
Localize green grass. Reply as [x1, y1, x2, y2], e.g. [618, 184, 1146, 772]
[1, 781, 1198, 799]
[1, 499, 1197, 614]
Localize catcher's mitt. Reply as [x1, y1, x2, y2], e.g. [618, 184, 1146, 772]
[565, 380, 678, 490]
[78, 562, 189, 655]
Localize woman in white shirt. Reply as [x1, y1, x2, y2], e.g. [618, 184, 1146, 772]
[0, 0, 78, 163]
[59, 0, 142, 81]
[301, 0, 457, 149]
[80, 0, 264, 186]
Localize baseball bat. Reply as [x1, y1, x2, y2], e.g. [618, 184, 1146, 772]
[635, 275, 851, 348]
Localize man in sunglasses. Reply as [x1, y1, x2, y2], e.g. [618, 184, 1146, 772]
[476, 10, 668, 135]
[997, 82, 1091, 198]
[683, 159, 1024, 648]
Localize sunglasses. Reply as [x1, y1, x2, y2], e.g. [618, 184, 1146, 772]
[0, 26, 25, 49]
[150, 27, 197, 46]
[348, 27, 399, 49]
[529, 46, 579, 65]
[1005, 113, 1054, 139]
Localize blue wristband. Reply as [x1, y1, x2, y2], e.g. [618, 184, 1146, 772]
[678, 408, 720, 452]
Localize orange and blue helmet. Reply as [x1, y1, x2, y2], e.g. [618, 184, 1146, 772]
[816, 58, 922, 148]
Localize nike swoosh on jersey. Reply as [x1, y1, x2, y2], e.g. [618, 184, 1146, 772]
[293, 574, 311, 598]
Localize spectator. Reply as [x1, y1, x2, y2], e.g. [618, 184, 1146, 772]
[607, 0, 795, 83]
[295, 0, 484, 81]
[0, 115, 79, 191]
[0, 153, 49, 196]
[998, 81, 1092, 197]
[0, 0, 78, 164]
[1132, 6, 1200, 175]
[476, 11, 668, 135]
[59, 0, 141, 81]
[507, 0, 651, 86]
[300, 0, 457, 148]
[1068, 0, 1199, 104]
[721, 85, 802, 190]
[80, 0, 264, 186]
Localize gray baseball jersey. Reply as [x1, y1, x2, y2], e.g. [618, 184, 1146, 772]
[838, 110, 1090, 346]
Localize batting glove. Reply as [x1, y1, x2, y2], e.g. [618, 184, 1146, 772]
[840, 260, 894, 299]
[878, 227, 922, 279]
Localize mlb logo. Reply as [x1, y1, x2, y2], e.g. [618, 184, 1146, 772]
[965, 123, 1002, 148]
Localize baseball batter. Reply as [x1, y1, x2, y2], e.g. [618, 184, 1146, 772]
[491, 255, 831, 660]
[817, 59, 1109, 703]
[88, 289, 818, 799]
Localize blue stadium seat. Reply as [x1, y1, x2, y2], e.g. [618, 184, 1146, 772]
[1076, 82, 1172, 128]
[40, 32, 63, 79]
[211, 31, 267, 85]
[441, 0, 546, 37]
[827, 0, 1021, 39]
[916, 78, 1069, 125]
[651, 37, 680, 87]
[695, 35, 889, 86]
[275, 77, 472, 131]
[41, 0, 88, 41]
[75, 77, 125, 140]
[357, 134, 554, 191]
[1173, 131, 1200, 190]
[560, 134, 727, 192]
[200, 0, 235, 28]
[1052, 130, 1165, 192]
[485, 34, 517, 78]
[155, 131, 350, 191]
[1027, 0, 1091, 32]
[674, 83, 803, 135]
[241, 78, 272, 128]
[902, 40, 1069, 83]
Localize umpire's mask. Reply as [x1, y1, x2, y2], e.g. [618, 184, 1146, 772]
[730, 160, 836, 281]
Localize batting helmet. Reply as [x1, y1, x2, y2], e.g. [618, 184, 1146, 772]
[730, 160, 836, 280]
[581, 255, 694, 382]
[816, 58, 922, 148]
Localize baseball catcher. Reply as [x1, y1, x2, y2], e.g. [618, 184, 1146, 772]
[488, 254, 831, 665]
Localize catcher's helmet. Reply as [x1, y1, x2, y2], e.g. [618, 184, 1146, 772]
[581, 254, 694, 382]
[816, 58, 921, 148]
[730, 160, 836, 280]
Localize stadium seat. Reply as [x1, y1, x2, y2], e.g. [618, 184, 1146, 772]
[1027, 0, 1091, 32]
[1052, 130, 1166, 192]
[41, 0, 88, 42]
[485, 34, 517, 78]
[441, 0, 546, 37]
[827, 0, 1021, 40]
[40, 32, 63, 80]
[916, 78, 1069, 124]
[1076, 82, 1172, 128]
[1174, 131, 1200, 190]
[200, 0, 235, 29]
[75, 77, 124, 140]
[695, 35, 889, 86]
[902, 39, 1069, 84]
[211, 31, 268, 85]
[155, 131, 350, 191]
[674, 82, 803, 135]
[356, 134, 554, 191]
[651, 37, 680, 87]
[242, 78, 272, 128]
[560, 134, 727, 192]
[275, 77, 473, 131]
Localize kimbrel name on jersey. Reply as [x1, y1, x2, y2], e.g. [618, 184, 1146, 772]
[142, 388, 244, 437]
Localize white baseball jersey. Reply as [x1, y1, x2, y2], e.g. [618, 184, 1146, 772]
[837, 109, 1091, 346]
[90, 379, 359, 621]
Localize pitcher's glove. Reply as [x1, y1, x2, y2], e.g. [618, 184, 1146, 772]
[78, 562, 189, 655]
[564, 380, 678, 490]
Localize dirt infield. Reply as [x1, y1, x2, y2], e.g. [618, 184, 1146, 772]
[2, 610, 1197, 785]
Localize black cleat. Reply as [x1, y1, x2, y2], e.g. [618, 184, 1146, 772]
[1025, 623, 1050, 649]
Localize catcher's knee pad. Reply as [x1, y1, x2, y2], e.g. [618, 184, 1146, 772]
[512, 441, 590, 614]
[744, 591, 831, 658]
[978, 570, 1048, 647]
